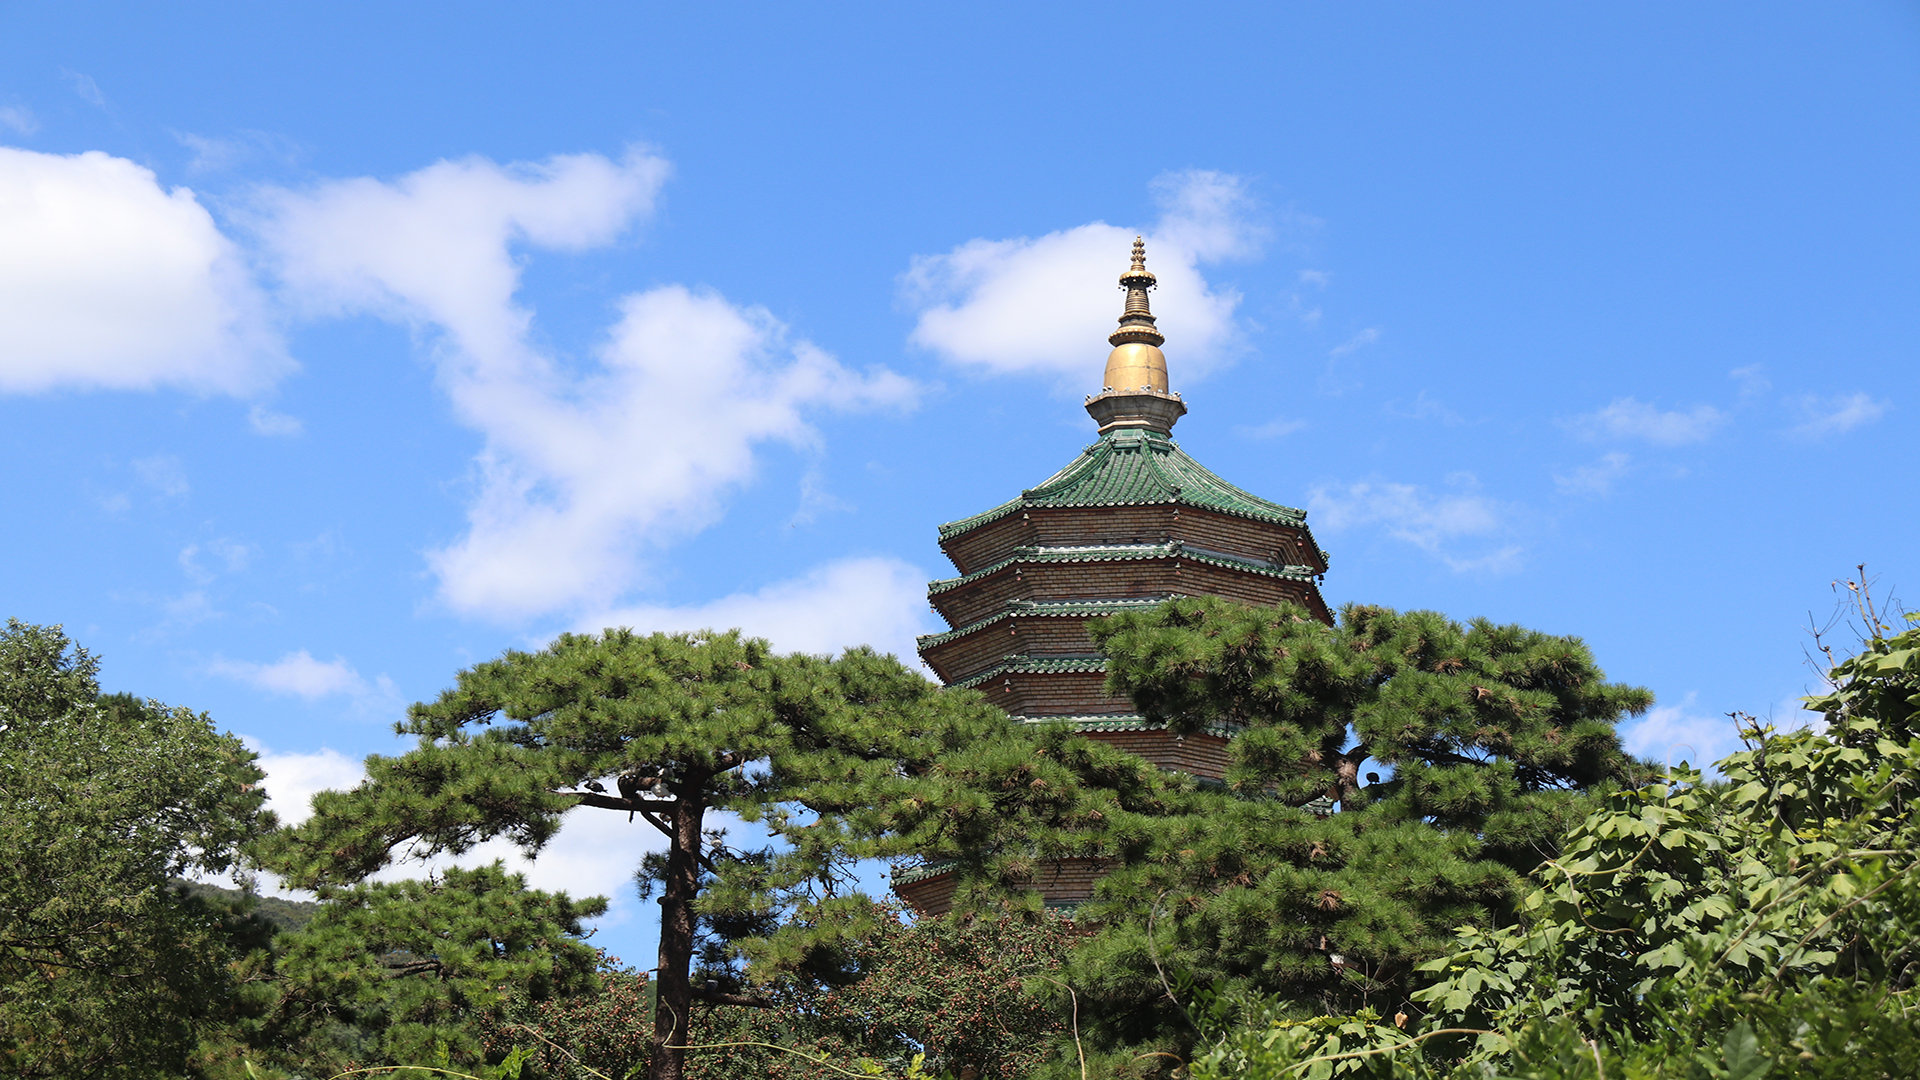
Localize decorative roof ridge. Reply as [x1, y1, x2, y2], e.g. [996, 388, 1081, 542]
[890, 859, 958, 886]
[927, 541, 1321, 596]
[949, 655, 1109, 691]
[916, 595, 1184, 651]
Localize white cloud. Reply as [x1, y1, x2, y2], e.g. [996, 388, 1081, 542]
[582, 556, 935, 667]
[901, 170, 1262, 381]
[0, 106, 37, 135]
[1791, 392, 1888, 439]
[246, 737, 668, 940]
[248, 741, 366, 826]
[1308, 478, 1521, 573]
[211, 649, 371, 700]
[0, 148, 288, 394]
[1554, 451, 1631, 497]
[247, 404, 304, 436]
[1619, 694, 1739, 774]
[1568, 397, 1725, 446]
[256, 150, 916, 621]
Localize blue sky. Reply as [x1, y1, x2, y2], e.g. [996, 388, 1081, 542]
[3, 3, 1915, 966]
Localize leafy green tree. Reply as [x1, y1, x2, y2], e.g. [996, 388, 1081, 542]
[0, 619, 271, 1079]
[248, 863, 604, 1074]
[265, 628, 1017, 1080]
[1065, 598, 1652, 1052]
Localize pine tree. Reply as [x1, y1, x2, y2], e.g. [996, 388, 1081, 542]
[1067, 597, 1652, 1051]
[264, 628, 1014, 1080]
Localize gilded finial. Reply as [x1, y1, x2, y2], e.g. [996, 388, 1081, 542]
[1103, 236, 1167, 387]
[1087, 237, 1186, 433]
[1090, 240, 1175, 432]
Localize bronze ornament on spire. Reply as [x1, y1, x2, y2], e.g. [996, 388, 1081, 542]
[1087, 237, 1187, 433]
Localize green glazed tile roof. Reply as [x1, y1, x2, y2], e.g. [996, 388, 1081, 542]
[938, 427, 1309, 542]
[915, 596, 1185, 651]
[949, 655, 1109, 691]
[891, 860, 958, 886]
[926, 542, 1321, 596]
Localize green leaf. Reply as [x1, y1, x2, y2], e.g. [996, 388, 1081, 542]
[1722, 1021, 1771, 1080]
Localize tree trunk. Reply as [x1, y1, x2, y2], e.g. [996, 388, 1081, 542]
[649, 778, 708, 1080]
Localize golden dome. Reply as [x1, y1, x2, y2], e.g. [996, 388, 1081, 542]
[1104, 341, 1168, 393]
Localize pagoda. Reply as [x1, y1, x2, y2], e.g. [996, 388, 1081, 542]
[896, 239, 1332, 915]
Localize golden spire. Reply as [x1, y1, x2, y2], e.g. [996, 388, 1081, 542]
[1086, 237, 1186, 434]
[1101, 236, 1170, 394]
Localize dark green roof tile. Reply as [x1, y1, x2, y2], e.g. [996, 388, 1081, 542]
[915, 596, 1184, 651]
[939, 428, 1310, 541]
[926, 542, 1321, 596]
[950, 655, 1109, 691]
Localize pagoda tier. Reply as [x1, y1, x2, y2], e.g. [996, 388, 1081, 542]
[896, 239, 1331, 919]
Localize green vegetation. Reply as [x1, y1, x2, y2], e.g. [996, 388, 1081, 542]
[0, 620, 272, 1079]
[4, 581, 1912, 1079]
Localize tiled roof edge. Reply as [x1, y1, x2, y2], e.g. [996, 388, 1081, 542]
[950, 655, 1109, 691]
[915, 595, 1184, 651]
[927, 542, 1320, 596]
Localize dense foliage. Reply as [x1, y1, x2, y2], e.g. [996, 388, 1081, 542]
[1185, 611, 1920, 1079]
[7, 591, 1911, 1080]
[489, 901, 1078, 1080]
[250, 864, 604, 1074]
[1065, 599, 1652, 1055]
[0, 620, 272, 1080]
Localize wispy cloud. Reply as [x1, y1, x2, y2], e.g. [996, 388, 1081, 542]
[132, 455, 190, 498]
[1383, 391, 1465, 426]
[61, 69, 105, 107]
[1554, 451, 1631, 497]
[255, 149, 915, 621]
[1729, 364, 1770, 400]
[1790, 391, 1887, 439]
[1308, 477, 1521, 573]
[1328, 327, 1380, 358]
[247, 404, 303, 436]
[1567, 397, 1725, 446]
[0, 105, 37, 136]
[902, 170, 1263, 381]
[178, 539, 254, 584]
[174, 129, 303, 174]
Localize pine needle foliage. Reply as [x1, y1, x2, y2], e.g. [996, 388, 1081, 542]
[1067, 598, 1652, 1051]
[261, 628, 1016, 1080]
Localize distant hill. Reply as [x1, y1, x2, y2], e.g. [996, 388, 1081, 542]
[174, 879, 324, 933]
